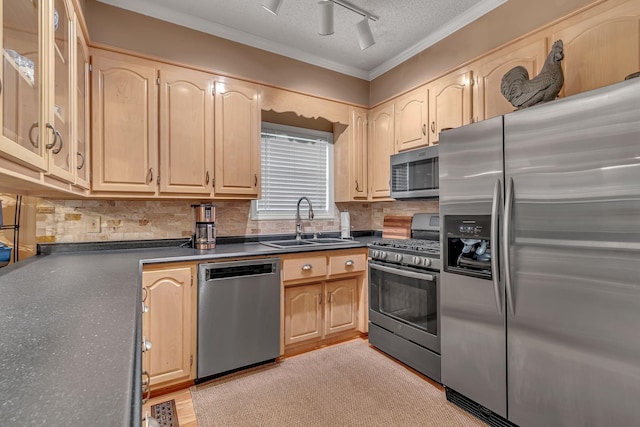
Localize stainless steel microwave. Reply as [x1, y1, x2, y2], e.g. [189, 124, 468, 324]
[390, 145, 439, 199]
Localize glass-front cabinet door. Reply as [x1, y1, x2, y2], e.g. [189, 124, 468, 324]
[74, 18, 89, 188]
[48, 0, 74, 182]
[1, 0, 48, 170]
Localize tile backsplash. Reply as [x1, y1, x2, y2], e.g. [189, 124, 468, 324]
[35, 198, 439, 243]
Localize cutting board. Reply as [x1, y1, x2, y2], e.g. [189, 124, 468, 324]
[382, 216, 412, 239]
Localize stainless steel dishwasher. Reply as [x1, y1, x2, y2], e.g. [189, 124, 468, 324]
[197, 258, 280, 380]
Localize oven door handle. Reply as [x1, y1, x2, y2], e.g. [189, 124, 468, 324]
[369, 262, 435, 282]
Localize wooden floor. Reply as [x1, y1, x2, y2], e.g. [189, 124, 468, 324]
[143, 388, 197, 427]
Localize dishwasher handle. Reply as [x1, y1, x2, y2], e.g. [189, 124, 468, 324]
[200, 259, 280, 281]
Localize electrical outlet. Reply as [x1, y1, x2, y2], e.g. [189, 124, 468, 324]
[86, 215, 101, 233]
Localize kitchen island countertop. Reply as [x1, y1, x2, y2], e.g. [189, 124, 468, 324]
[0, 238, 373, 426]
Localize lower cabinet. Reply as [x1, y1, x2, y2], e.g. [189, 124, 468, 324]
[281, 249, 367, 355]
[284, 279, 358, 346]
[141, 263, 197, 392]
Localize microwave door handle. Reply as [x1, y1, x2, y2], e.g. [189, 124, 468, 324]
[369, 262, 435, 282]
[491, 178, 502, 314]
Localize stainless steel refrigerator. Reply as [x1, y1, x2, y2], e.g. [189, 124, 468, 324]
[439, 77, 640, 427]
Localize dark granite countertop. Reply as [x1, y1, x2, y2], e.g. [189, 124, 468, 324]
[0, 236, 377, 426]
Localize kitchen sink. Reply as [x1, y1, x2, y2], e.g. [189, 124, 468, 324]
[260, 238, 352, 249]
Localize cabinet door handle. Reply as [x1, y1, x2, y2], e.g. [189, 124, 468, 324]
[254, 174, 258, 187]
[355, 180, 360, 192]
[205, 171, 210, 185]
[345, 260, 354, 267]
[147, 168, 154, 183]
[318, 293, 322, 305]
[141, 302, 149, 313]
[431, 121, 436, 134]
[142, 370, 151, 403]
[29, 122, 39, 148]
[327, 291, 332, 304]
[301, 264, 312, 271]
[142, 287, 148, 302]
[51, 129, 63, 154]
[422, 123, 426, 135]
[45, 123, 57, 149]
[77, 151, 85, 170]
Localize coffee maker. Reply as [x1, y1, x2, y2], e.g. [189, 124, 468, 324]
[192, 203, 216, 249]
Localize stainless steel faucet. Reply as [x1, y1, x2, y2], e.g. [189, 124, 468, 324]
[295, 197, 314, 240]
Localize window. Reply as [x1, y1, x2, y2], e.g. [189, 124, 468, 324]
[251, 122, 334, 220]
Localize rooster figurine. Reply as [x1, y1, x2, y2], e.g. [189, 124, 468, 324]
[500, 40, 565, 109]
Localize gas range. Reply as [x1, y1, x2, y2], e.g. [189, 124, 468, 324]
[369, 213, 441, 271]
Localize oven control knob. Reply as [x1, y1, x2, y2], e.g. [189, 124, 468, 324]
[412, 256, 420, 265]
[423, 258, 431, 267]
[395, 254, 403, 263]
[371, 250, 379, 259]
[379, 251, 388, 260]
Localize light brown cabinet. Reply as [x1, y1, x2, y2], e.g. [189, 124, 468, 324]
[91, 51, 158, 193]
[159, 64, 214, 196]
[350, 107, 368, 200]
[367, 102, 394, 200]
[91, 49, 261, 199]
[394, 87, 429, 152]
[213, 78, 260, 198]
[142, 264, 196, 391]
[1, 0, 88, 189]
[549, 0, 640, 97]
[473, 37, 548, 121]
[281, 249, 367, 355]
[427, 69, 473, 144]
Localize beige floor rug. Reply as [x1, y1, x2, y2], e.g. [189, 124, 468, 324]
[191, 339, 487, 426]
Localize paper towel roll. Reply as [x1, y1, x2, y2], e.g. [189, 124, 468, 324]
[340, 211, 350, 239]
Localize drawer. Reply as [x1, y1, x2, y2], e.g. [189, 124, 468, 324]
[282, 256, 327, 282]
[329, 253, 366, 276]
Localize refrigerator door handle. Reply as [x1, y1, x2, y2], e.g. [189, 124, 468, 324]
[491, 178, 502, 314]
[504, 177, 515, 315]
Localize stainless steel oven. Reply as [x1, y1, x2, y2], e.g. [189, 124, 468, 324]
[368, 213, 441, 382]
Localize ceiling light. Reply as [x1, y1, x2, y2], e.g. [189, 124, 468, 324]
[262, 0, 283, 16]
[356, 18, 375, 50]
[318, 1, 334, 36]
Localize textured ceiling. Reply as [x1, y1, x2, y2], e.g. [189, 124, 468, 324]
[96, 0, 507, 80]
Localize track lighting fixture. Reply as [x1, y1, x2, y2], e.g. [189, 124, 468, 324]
[355, 17, 375, 50]
[318, 1, 334, 36]
[262, 0, 283, 16]
[263, 0, 377, 50]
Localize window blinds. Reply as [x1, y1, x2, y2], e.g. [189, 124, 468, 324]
[257, 124, 332, 216]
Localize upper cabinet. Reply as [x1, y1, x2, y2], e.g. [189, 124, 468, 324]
[427, 69, 473, 144]
[549, 0, 640, 97]
[159, 64, 214, 196]
[394, 87, 429, 152]
[74, 18, 90, 189]
[90, 49, 260, 199]
[213, 78, 260, 198]
[473, 37, 548, 121]
[1, 0, 86, 188]
[91, 50, 158, 194]
[350, 107, 368, 200]
[367, 102, 394, 200]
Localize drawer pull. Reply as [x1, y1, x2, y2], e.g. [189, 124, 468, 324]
[344, 260, 354, 267]
[301, 264, 312, 271]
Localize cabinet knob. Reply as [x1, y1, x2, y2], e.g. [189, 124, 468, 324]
[301, 264, 312, 271]
[254, 174, 258, 187]
[431, 121, 436, 133]
[141, 370, 151, 403]
[142, 336, 152, 352]
[345, 260, 354, 267]
[422, 123, 426, 135]
[147, 168, 154, 184]
[318, 292, 322, 305]
[141, 302, 149, 313]
[205, 171, 210, 185]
